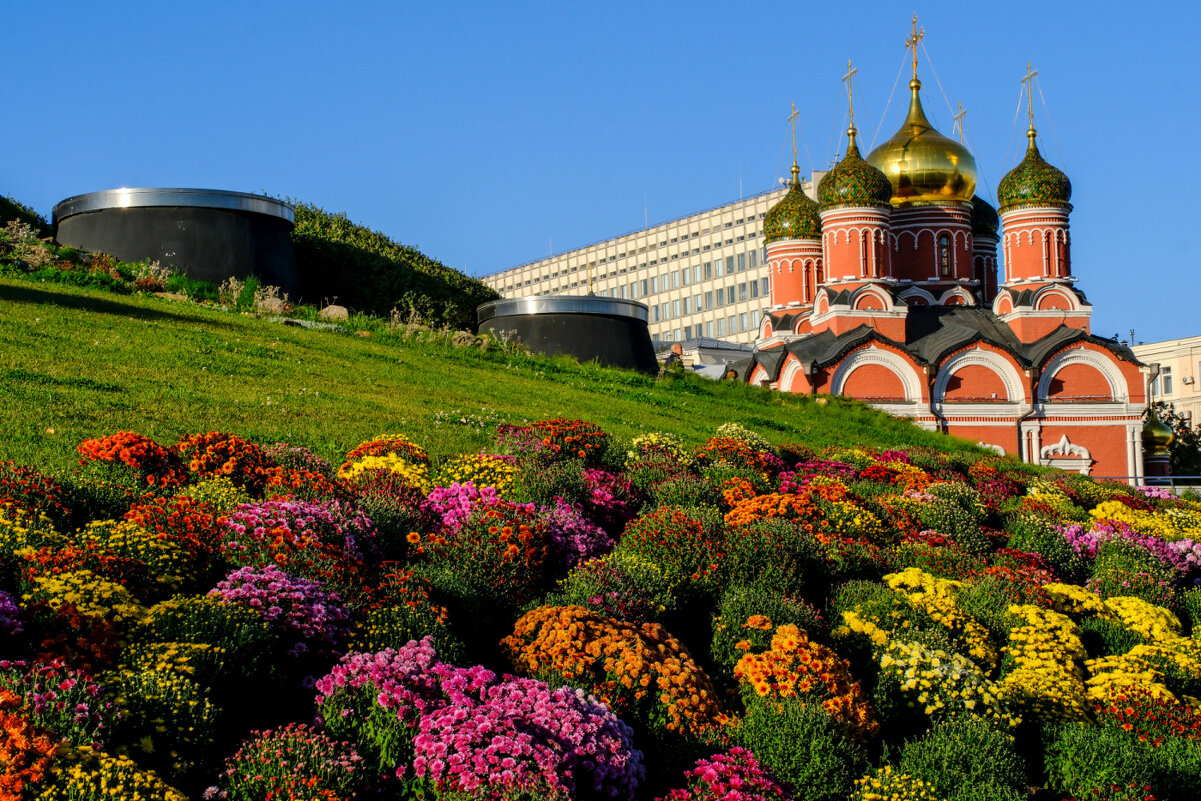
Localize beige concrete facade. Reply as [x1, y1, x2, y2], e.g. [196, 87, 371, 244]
[483, 183, 819, 346]
[1133, 336, 1201, 426]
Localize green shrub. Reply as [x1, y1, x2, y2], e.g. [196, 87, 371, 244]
[650, 474, 720, 509]
[289, 201, 497, 328]
[1044, 722, 1201, 801]
[1005, 512, 1086, 582]
[1080, 614, 1147, 657]
[711, 585, 825, 672]
[723, 518, 828, 600]
[517, 458, 587, 508]
[0, 195, 50, 235]
[544, 551, 677, 623]
[738, 696, 866, 801]
[897, 717, 1028, 800]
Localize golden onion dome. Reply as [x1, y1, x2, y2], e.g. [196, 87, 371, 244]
[765, 164, 822, 242]
[866, 79, 977, 205]
[1142, 416, 1175, 456]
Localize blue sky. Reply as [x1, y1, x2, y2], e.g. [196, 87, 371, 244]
[8, 1, 1199, 343]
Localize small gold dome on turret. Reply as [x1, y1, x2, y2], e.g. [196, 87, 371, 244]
[866, 79, 977, 205]
[1142, 417, 1175, 457]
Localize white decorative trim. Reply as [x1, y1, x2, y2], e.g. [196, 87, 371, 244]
[899, 286, 937, 305]
[1041, 434, 1090, 460]
[778, 357, 806, 394]
[937, 286, 976, 306]
[1040, 434, 1093, 474]
[1037, 347, 1127, 403]
[933, 347, 1027, 406]
[830, 346, 923, 403]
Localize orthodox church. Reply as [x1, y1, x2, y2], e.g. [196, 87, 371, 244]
[748, 31, 1153, 481]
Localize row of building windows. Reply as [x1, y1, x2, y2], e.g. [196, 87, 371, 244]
[602, 278, 769, 311]
[660, 314, 755, 342]
[496, 215, 773, 291]
[503, 246, 764, 292]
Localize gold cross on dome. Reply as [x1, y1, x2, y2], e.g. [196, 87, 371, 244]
[953, 102, 966, 143]
[906, 14, 925, 79]
[788, 102, 800, 165]
[842, 59, 858, 126]
[1022, 61, 1039, 129]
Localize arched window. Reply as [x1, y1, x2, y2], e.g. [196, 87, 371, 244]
[938, 235, 951, 276]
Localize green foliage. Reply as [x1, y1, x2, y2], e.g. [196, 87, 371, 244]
[897, 717, 1028, 800]
[1044, 721, 1201, 801]
[516, 458, 587, 508]
[289, 200, 498, 329]
[544, 551, 677, 623]
[1081, 614, 1147, 657]
[723, 518, 828, 601]
[1005, 512, 1086, 582]
[0, 195, 50, 235]
[738, 696, 867, 801]
[711, 585, 825, 672]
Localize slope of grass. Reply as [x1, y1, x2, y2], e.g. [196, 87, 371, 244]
[0, 277, 985, 472]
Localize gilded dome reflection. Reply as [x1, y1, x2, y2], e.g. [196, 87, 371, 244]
[866, 79, 977, 205]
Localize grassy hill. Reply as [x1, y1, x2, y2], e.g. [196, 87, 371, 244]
[0, 277, 984, 472]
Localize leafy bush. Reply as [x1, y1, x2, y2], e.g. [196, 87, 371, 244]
[897, 717, 1028, 800]
[737, 696, 866, 801]
[1044, 721, 1201, 801]
[289, 200, 497, 329]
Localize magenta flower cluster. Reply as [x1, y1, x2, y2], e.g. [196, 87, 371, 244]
[582, 468, 641, 534]
[1059, 519, 1201, 576]
[778, 460, 856, 493]
[494, 424, 548, 459]
[659, 747, 792, 801]
[543, 496, 616, 568]
[1137, 485, 1176, 500]
[0, 658, 110, 747]
[313, 638, 644, 799]
[209, 565, 352, 657]
[314, 638, 446, 728]
[421, 482, 506, 534]
[0, 590, 21, 636]
[223, 498, 379, 562]
[413, 672, 643, 801]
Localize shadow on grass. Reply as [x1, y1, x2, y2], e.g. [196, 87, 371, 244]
[0, 282, 232, 329]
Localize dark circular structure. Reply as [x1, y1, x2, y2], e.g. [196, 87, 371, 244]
[53, 188, 299, 296]
[477, 295, 658, 373]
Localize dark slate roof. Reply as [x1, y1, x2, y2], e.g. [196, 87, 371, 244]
[751, 304, 1141, 379]
[1006, 284, 1092, 309]
[753, 347, 787, 381]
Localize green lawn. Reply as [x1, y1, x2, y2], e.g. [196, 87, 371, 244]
[0, 277, 985, 472]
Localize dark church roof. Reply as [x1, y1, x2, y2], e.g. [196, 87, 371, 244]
[752, 305, 1139, 382]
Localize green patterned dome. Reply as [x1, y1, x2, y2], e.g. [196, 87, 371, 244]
[971, 195, 999, 236]
[997, 129, 1072, 211]
[818, 128, 893, 210]
[765, 165, 821, 242]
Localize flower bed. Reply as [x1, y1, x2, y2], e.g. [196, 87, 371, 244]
[1, 421, 1200, 799]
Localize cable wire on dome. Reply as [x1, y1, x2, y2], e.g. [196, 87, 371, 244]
[1036, 78, 1069, 171]
[919, 40, 957, 128]
[869, 52, 909, 149]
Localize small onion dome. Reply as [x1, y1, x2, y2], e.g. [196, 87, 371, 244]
[971, 195, 999, 236]
[997, 127, 1072, 212]
[818, 127, 893, 210]
[867, 79, 977, 205]
[1142, 416, 1175, 456]
[765, 164, 822, 242]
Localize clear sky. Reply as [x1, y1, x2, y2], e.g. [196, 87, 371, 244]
[8, 1, 1199, 344]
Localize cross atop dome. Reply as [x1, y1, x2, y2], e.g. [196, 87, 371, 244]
[906, 14, 925, 82]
